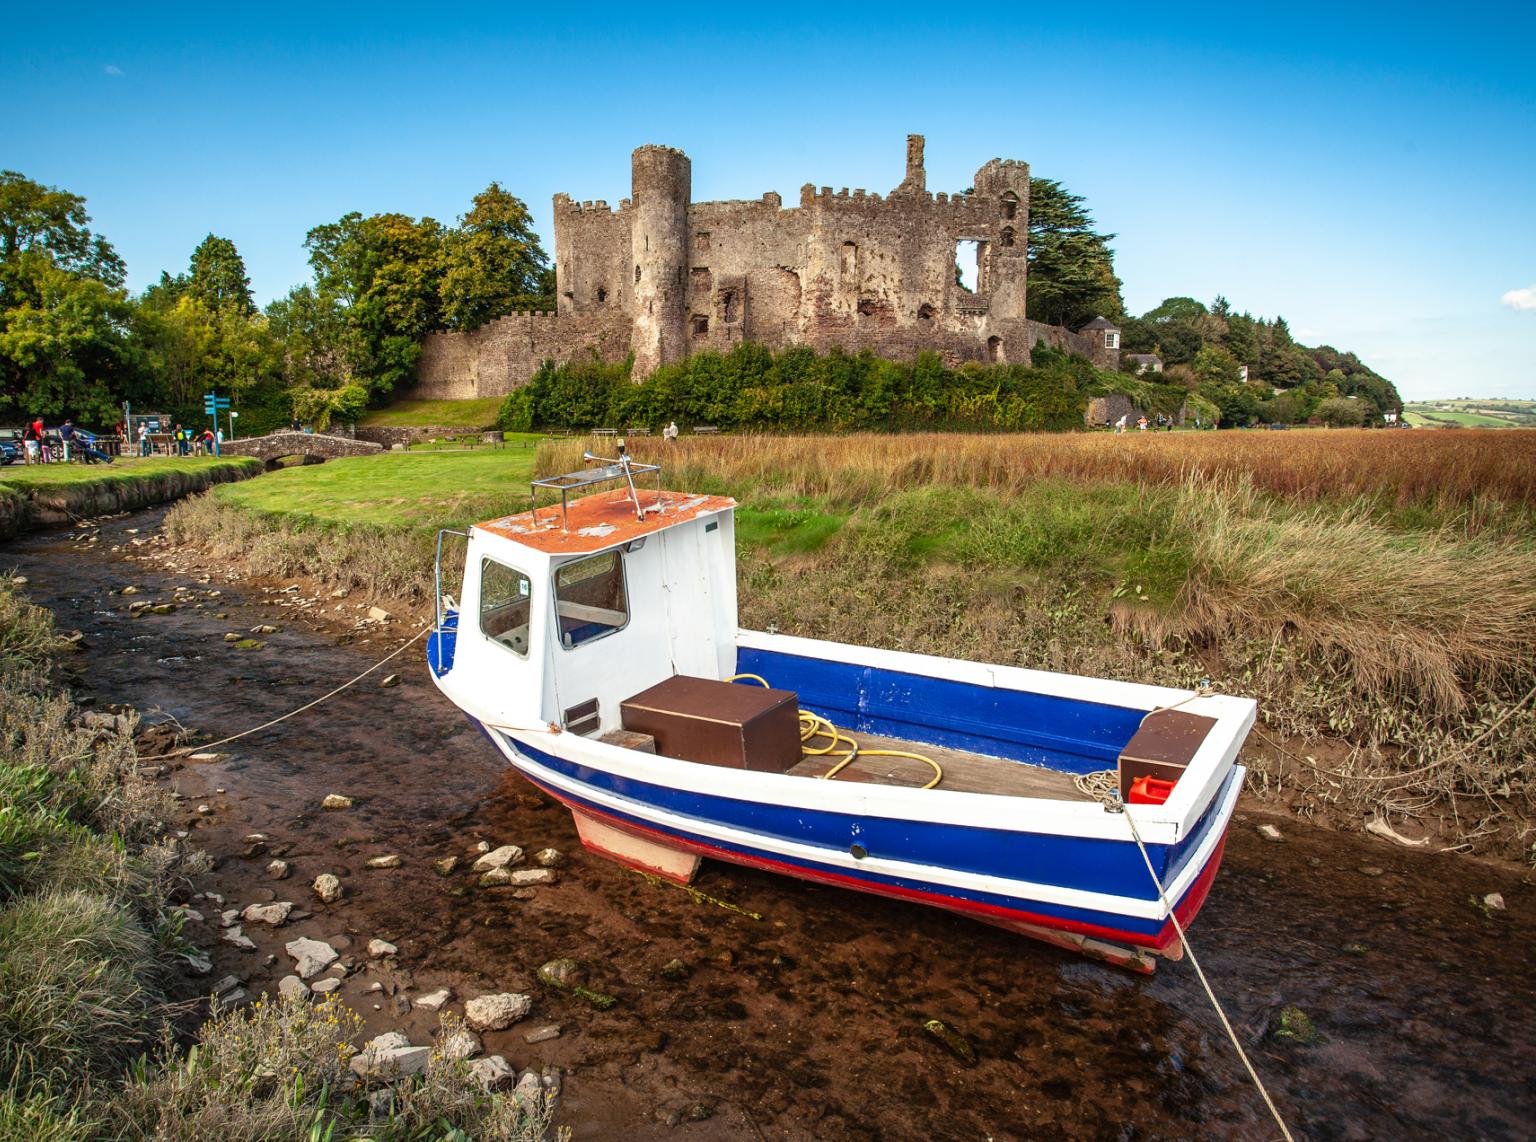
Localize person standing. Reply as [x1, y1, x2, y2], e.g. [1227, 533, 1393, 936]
[59, 419, 76, 462]
[1137, 415, 1148, 432]
[663, 420, 679, 443]
[137, 422, 150, 457]
[30, 416, 48, 462]
[22, 419, 39, 464]
[1114, 414, 1128, 434]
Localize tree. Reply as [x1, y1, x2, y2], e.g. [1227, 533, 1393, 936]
[1192, 345, 1242, 387]
[1316, 396, 1366, 427]
[1025, 179, 1123, 328]
[1142, 297, 1207, 324]
[266, 284, 355, 390]
[187, 234, 254, 315]
[0, 172, 138, 422]
[440, 183, 551, 331]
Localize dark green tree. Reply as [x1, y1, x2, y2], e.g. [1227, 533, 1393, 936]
[440, 183, 551, 330]
[1025, 179, 1123, 328]
[187, 234, 254, 315]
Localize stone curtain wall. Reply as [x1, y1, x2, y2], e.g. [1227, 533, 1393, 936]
[405, 136, 1120, 401]
[406, 310, 631, 401]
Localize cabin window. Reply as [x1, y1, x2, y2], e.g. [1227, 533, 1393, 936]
[480, 558, 532, 657]
[554, 550, 629, 649]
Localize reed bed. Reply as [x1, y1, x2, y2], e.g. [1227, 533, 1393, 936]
[555, 428, 1536, 513]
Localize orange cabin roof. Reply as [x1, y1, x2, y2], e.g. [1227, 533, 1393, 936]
[475, 488, 736, 555]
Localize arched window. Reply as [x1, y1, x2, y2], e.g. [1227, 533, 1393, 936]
[1000, 227, 1016, 248]
[1001, 191, 1019, 221]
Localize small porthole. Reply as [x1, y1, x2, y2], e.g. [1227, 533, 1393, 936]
[850, 843, 868, 860]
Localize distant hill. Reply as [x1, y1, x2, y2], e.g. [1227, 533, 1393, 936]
[1402, 399, 1536, 428]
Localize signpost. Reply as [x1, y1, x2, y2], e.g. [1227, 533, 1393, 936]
[203, 392, 231, 456]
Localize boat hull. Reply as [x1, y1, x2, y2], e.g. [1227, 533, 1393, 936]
[477, 721, 1241, 968]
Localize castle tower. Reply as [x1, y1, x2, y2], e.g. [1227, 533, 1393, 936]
[629, 145, 691, 379]
[895, 134, 926, 195]
[972, 158, 1030, 320]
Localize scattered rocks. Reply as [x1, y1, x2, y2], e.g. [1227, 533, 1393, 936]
[532, 848, 567, 869]
[250, 624, 280, 635]
[1484, 892, 1506, 911]
[1256, 823, 1284, 843]
[221, 926, 256, 951]
[312, 874, 344, 904]
[241, 901, 293, 927]
[321, 793, 353, 811]
[472, 841, 492, 855]
[923, 1018, 976, 1065]
[379, 673, 401, 688]
[1268, 1004, 1324, 1046]
[469, 1055, 515, 1091]
[513, 1071, 544, 1106]
[368, 938, 399, 958]
[368, 606, 392, 623]
[367, 1032, 411, 1052]
[278, 975, 310, 1001]
[350, 1043, 431, 1080]
[432, 856, 460, 877]
[464, 992, 533, 1032]
[219, 908, 241, 928]
[415, 987, 453, 1013]
[439, 1028, 482, 1061]
[511, 868, 558, 886]
[311, 977, 342, 995]
[196, 804, 214, 816]
[223, 632, 241, 643]
[524, 1024, 562, 1044]
[285, 936, 339, 979]
[266, 859, 290, 880]
[365, 854, 403, 870]
[149, 603, 175, 615]
[472, 845, 524, 873]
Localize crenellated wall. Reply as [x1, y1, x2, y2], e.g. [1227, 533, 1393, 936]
[402, 135, 1117, 402]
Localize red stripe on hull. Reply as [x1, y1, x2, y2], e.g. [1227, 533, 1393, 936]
[517, 767, 1231, 953]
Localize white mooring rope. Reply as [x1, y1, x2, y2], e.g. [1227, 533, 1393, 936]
[165, 624, 431, 758]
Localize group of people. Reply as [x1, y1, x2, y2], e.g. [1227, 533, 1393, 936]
[19, 417, 114, 464]
[1112, 413, 1177, 434]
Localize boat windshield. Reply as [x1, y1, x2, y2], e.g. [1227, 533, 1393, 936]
[554, 550, 629, 648]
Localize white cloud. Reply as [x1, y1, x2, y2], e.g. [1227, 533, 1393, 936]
[103, 64, 124, 77]
[1501, 284, 1536, 311]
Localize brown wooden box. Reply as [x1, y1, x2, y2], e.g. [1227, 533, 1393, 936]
[1117, 710, 1217, 800]
[620, 676, 802, 773]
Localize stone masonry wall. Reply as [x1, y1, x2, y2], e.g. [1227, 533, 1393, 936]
[407, 310, 631, 401]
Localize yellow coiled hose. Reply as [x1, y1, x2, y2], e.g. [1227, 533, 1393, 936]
[726, 673, 943, 790]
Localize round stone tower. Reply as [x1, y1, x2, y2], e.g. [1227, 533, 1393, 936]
[629, 145, 691, 380]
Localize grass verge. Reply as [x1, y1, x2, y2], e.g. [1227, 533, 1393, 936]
[0, 457, 263, 538]
[357, 398, 505, 427]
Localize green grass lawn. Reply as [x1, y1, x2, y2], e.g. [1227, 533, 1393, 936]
[211, 450, 540, 528]
[356, 398, 505, 428]
[0, 455, 260, 487]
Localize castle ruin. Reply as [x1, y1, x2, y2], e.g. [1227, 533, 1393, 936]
[406, 136, 1119, 400]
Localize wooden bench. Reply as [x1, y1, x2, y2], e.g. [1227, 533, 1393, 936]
[692, 425, 720, 435]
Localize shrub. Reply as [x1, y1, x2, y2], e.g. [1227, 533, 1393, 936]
[0, 889, 162, 1091]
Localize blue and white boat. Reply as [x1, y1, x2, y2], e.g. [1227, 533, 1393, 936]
[428, 452, 1254, 971]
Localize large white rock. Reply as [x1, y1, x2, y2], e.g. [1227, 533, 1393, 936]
[464, 992, 533, 1032]
[469, 1055, 516, 1091]
[312, 874, 343, 904]
[285, 936, 339, 979]
[241, 902, 293, 926]
[349, 1044, 431, 1080]
[471, 845, 524, 873]
[365, 1031, 412, 1052]
[439, 1027, 482, 1061]
[277, 975, 310, 1001]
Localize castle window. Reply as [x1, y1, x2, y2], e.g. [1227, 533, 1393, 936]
[721, 290, 738, 322]
[635, 264, 642, 283]
[691, 267, 712, 294]
[691, 314, 709, 337]
[840, 242, 857, 277]
[857, 298, 876, 316]
[954, 240, 980, 292]
[917, 303, 935, 321]
[596, 287, 607, 304]
[697, 231, 711, 251]
[987, 336, 1004, 364]
[1001, 191, 1019, 221]
[1000, 226, 1016, 248]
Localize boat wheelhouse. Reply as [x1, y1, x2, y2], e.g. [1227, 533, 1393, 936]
[428, 450, 1254, 971]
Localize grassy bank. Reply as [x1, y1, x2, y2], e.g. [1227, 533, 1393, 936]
[357, 398, 505, 428]
[0, 457, 263, 538]
[164, 430, 1536, 857]
[0, 577, 563, 1138]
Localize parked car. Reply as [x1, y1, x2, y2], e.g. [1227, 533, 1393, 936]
[0, 428, 21, 465]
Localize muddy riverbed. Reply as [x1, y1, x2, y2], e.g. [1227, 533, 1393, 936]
[9, 508, 1535, 1140]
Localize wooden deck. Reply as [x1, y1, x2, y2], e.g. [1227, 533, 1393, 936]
[786, 727, 1094, 801]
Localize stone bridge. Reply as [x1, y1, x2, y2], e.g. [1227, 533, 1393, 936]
[221, 431, 384, 468]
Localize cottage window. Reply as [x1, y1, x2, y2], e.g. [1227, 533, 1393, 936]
[555, 550, 629, 649]
[480, 558, 532, 657]
[1104, 331, 1120, 350]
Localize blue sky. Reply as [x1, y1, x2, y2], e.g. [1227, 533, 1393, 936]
[4, 2, 1532, 400]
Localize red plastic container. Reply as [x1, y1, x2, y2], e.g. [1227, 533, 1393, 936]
[1128, 774, 1176, 805]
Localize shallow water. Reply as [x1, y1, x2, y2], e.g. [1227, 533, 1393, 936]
[10, 510, 1534, 1140]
